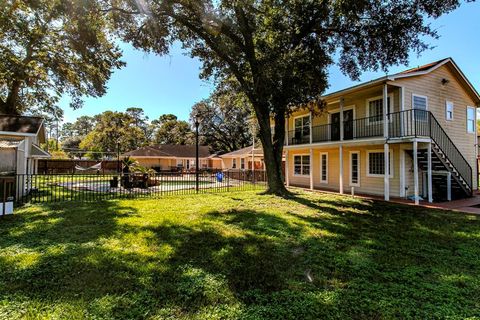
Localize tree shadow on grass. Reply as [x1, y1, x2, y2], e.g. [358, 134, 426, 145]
[284, 194, 480, 318]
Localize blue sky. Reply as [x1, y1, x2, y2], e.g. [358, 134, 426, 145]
[60, 2, 480, 123]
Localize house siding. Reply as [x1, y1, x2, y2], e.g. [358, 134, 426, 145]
[288, 144, 414, 197]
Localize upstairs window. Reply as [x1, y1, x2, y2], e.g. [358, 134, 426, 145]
[294, 115, 310, 142]
[445, 101, 454, 121]
[467, 106, 476, 133]
[367, 96, 392, 123]
[413, 94, 428, 121]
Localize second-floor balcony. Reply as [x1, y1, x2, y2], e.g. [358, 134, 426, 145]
[287, 109, 431, 145]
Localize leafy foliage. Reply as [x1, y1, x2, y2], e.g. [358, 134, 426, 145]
[1, 191, 480, 318]
[0, 0, 125, 115]
[152, 114, 194, 145]
[79, 111, 146, 158]
[111, 0, 473, 194]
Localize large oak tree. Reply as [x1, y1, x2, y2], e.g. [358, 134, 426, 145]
[0, 0, 124, 115]
[109, 0, 472, 195]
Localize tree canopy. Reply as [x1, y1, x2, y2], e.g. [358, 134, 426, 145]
[0, 0, 124, 115]
[152, 114, 194, 145]
[191, 83, 253, 153]
[79, 111, 146, 158]
[110, 0, 473, 194]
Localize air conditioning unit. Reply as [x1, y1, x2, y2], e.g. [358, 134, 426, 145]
[1, 197, 14, 215]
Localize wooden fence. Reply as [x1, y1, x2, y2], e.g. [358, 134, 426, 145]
[37, 159, 120, 174]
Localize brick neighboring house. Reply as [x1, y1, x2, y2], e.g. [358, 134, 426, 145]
[122, 144, 222, 171]
[281, 58, 479, 203]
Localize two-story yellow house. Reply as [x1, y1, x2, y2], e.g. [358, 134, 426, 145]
[284, 58, 479, 203]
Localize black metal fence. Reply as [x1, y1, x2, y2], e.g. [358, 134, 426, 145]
[6, 170, 266, 205]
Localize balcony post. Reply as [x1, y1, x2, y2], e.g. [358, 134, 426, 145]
[285, 116, 289, 146]
[428, 142, 433, 203]
[340, 98, 344, 141]
[309, 111, 313, 144]
[339, 145, 344, 194]
[383, 83, 388, 138]
[413, 140, 419, 205]
[399, 86, 404, 136]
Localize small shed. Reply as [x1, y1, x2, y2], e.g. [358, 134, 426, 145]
[0, 115, 50, 175]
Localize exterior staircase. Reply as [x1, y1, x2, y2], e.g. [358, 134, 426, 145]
[391, 109, 473, 200]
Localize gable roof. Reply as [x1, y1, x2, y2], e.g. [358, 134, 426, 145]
[122, 144, 211, 158]
[323, 58, 480, 104]
[0, 115, 44, 135]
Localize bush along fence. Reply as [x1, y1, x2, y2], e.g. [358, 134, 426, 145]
[2, 170, 267, 205]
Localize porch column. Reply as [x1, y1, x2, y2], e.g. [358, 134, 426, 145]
[339, 145, 344, 194]
[285, 150, 290, 187]
[427, 142, 433, 203]
[447, 172, 452, 201]
[384, 143, 390, 201]
[309, 148, 313, 190]
[340, 98, 344, 141]
[413, 140, 419, 205]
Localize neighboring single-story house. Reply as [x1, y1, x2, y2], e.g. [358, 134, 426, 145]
[220, 145, 266, 170]
[0, 115, 50, 175]
[122, 144, 222, 171]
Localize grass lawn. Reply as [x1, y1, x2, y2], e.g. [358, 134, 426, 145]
[1, 190, 480, 319]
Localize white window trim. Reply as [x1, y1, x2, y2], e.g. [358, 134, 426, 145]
[412, 94, 429, 123]
[240, 158, 245, 169]
[412, 93, 429, 110]
[366, 150, 394, 178]
[293, 114, 311, 131]
[445, 101, 454, 121]
[293, 153, 311, 177]
[467, 106, 476, 134]
[232, 158, 237, 169]
[349, 151, 360, 187]
[320, 152, 328, 183]
[366, 94, 394, 124]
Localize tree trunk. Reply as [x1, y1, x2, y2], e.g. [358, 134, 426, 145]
[0, 81, 22, 115]
[253, 101, 289, 196]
